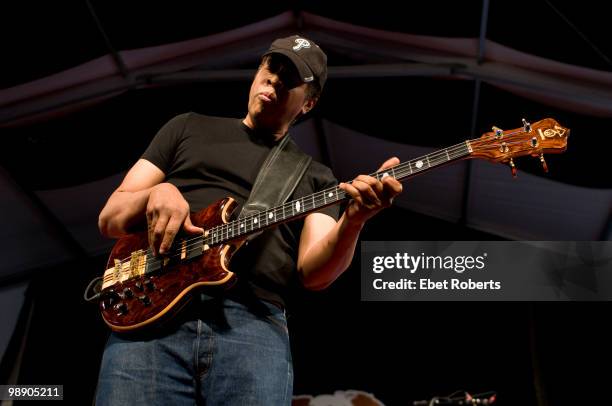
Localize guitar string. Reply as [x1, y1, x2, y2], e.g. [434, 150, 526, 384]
[139, 127, 533, 259]
[113, 144, 477, 275]
[118, 143, 470, 267]
[110, 129, 539, 276]
[112, 134, 532, 276]
[114, 133, 538, 276]
[170, 129, 536, 250]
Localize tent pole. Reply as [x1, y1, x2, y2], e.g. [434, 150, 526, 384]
[85, 0, 131, 79]
[461, 0, 489, 226]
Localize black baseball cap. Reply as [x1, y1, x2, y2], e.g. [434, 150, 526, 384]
[263, 35, 327, 91]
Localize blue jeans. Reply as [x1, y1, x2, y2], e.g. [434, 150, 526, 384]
[95, 295, 293, 405]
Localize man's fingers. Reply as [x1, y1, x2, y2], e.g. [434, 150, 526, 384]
[352, 179, 381, 207]
[150, 214, 169, 255]
[183, 216, 204, 235]
[147, 211, 158, 253]
[355, 175, 383, 194]
[146, 210, 154, 227]
[150, 213, 203, 255]
[339, 182, 364, 206]
[377, 156, 400, 172]
[159, 216, 182, 255]
[383, 177, 403, 193]
[339, 159, 404, 221]
[381, 177, 403, 205]
[340, 180, 381, 210]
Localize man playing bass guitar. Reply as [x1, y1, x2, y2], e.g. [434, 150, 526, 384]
[95, 35, 403, 405]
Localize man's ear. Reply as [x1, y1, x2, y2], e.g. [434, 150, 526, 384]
[301, 97, 318, 115]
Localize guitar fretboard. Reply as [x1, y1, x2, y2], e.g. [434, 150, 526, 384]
[113, 140, 472, 278]
[206, 140, 471, 245]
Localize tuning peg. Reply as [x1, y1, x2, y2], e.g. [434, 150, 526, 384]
[539, 153, 548, 172]
[522, 118, 532, 132]
[509, 158, 517, 178]
[492, 126, 503, 138]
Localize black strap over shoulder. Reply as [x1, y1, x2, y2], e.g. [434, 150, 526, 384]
[239, 135, 311, 237]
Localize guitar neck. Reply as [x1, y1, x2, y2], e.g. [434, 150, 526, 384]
[205, 140, 472, 245]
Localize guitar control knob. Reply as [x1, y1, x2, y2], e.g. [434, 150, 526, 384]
[116, 302, 128, 315]
[144, 278, 156, 291]
[139, 295, 152, 306]
[123, 287, 134, 298]
[101, 289, 120, 310]
[134, 281, 144, 291]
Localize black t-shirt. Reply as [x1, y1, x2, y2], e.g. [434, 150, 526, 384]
[142, 112, 339, 309]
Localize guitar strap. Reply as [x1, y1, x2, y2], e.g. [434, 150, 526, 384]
[238, 134, 311, 241]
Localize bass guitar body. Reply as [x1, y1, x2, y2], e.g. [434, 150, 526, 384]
[100, 197, 243, 333]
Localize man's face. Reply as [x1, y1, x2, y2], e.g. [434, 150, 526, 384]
[246, 54, 315, 131]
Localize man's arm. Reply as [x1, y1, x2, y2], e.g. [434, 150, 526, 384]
[297, 157, 403, 290]
[98, 158, 203, 255]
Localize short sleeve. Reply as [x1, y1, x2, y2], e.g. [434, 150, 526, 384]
[141, 113, 190, 173]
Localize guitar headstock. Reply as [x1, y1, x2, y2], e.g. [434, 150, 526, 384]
[469, 118, 569, 177]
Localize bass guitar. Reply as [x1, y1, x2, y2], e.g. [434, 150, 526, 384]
[97, 118, 569, 332]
